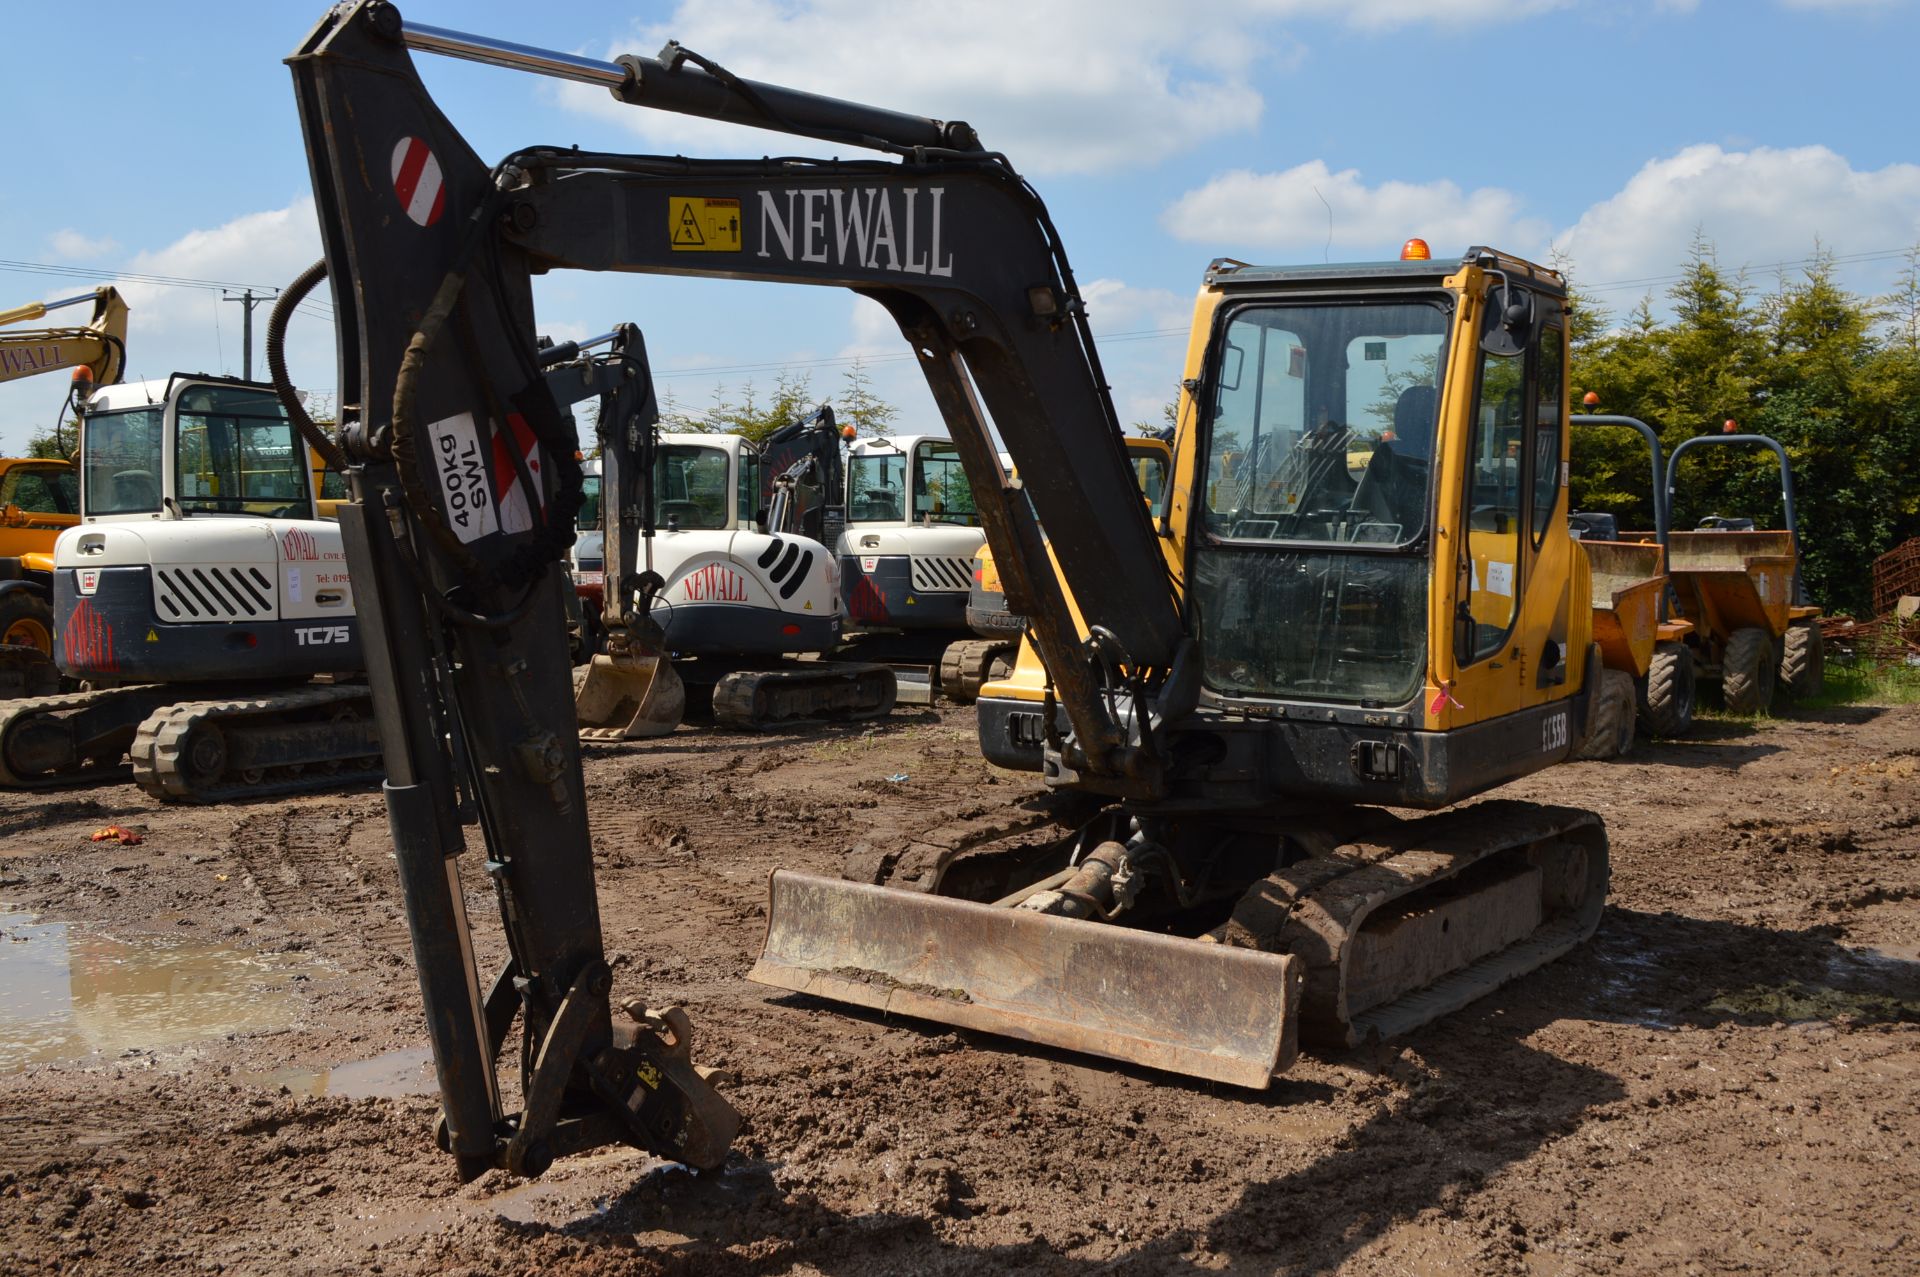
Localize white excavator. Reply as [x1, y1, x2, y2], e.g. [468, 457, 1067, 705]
[838, 433, 1015, 701]
[0, 368, 379, 800]
[566, 326, 894, 734]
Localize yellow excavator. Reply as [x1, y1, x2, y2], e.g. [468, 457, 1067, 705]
[0, 287, 129, 691]
[288, 4, 1608, 1178]
[0, 287, 127, 389]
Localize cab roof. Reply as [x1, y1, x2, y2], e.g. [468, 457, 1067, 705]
[1204, 246, 1565, 297]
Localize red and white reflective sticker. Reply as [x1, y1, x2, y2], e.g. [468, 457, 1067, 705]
[77, 568, 99, 595]
[390, 136, 446, 227]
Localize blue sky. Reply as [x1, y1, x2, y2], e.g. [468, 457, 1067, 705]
[3, 0, 1916, 452]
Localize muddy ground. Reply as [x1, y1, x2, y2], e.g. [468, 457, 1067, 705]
[0, 697, 1915, 1276]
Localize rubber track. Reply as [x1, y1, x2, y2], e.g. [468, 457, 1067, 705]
[1231, 800, 1608, 1049]
[0, 684, 164, 788]
[131, 684, 383, 803]
[937, 639, 1017, 704]
[858, 791, 1093, 892]
[711, 662, 896, 730]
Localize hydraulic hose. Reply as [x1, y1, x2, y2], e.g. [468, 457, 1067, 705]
[267, 260, 350, 473]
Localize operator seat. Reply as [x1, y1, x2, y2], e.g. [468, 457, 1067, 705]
[112, 470, 161, 512]
[1349, 384, 1436, 535]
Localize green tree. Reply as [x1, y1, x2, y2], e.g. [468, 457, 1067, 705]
[839, 357, 898, 438]
[1131, 397, 1180, 437]
[25, 418, 78, 460]
[656, 383, 705, 434]
[1568, 236, 1920, 616]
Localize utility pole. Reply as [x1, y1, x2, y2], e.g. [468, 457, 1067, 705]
[221, 288, 276, 381]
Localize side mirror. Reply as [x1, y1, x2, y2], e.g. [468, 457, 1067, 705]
[1479, 281, 1535, 359]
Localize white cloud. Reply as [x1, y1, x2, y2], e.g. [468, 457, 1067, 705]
[1550, 144, 1920, 295]
[1080, 278, 1192, 336]
[843, 296, 900, 356]
[111, 199, 329, 385]
[1162, 160, 1549, 259]
[1156, 143, 1920, 315]
[549, 0, 1602, 176]
[47, 230, 118, 261]
[0, 200, 331, 452]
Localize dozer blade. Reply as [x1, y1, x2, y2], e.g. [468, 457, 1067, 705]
[749, 870, 1303, 1089]
[575, 650, 686, 740]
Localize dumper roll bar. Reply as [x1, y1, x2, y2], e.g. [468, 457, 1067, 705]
[1571, 414, 1671, 620]
[1666, 433, 1805, 606]
[1570, 414, 1669, 548]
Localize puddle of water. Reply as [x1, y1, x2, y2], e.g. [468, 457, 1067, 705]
[240, 1044, 437, 1099]
[0, 907, 310, 1072]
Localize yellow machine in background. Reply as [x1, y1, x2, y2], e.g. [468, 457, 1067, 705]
[0, 287, 126, 668]
[0, 459, 79, 656]
[954, 435, 1171, 701]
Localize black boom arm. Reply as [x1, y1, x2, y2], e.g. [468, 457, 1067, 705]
[286, 0, 1188, 1177]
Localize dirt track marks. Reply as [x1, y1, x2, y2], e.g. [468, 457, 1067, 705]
[229, 803, 410, 967]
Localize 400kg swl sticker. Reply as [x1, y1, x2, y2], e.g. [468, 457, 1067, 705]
[427, 411, 498, 543]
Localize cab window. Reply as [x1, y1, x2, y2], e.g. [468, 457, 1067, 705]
[1128, 446, 1170, 519]
[913, 441, 980, 526]
[1, 465, 77, 515]
[1531, 324, 1564, 545]
[81, 407, 165, 515]
[848, 451, 906, 522]
[173, 384, 309, 515]
[653, 445, 731, 530]
[1460, 292, 1530, 663]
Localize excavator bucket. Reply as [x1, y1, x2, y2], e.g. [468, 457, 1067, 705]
[749, 870, 1304, 1088]
[575, 648, 686, 740]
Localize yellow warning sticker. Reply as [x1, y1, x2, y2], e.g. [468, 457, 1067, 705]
[145, 628, 159, 643]
[669, 196, 741, 252]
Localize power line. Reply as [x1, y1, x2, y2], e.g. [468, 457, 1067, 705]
[1575, 245, 1914, 296]
[0, 257, 334, 318]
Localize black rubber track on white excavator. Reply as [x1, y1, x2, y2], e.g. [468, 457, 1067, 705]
[129, 684, 384, 803]
[710, 662, 897, 730]
[0, 685, 171, 789]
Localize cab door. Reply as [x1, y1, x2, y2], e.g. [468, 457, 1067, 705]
[1437, 281, 1577, 734]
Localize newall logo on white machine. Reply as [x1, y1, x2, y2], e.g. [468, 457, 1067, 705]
[295, 625, 351, 647]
